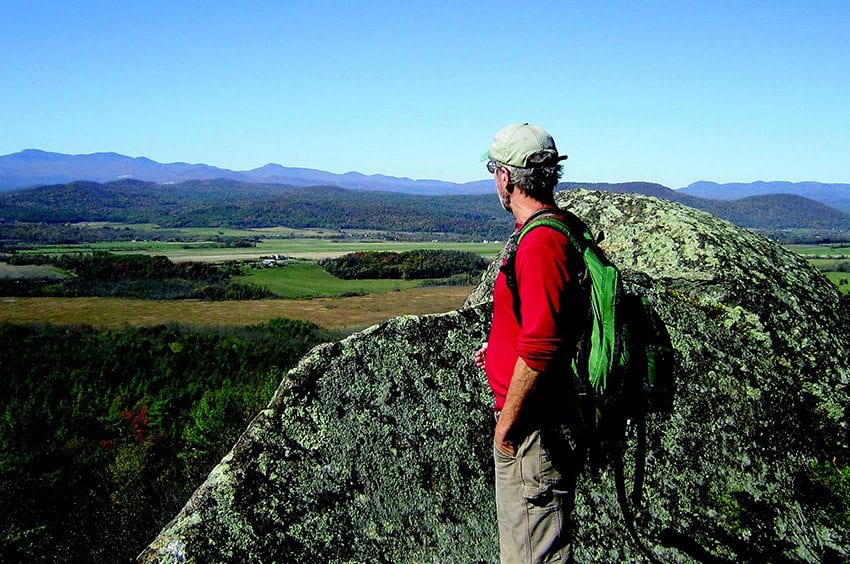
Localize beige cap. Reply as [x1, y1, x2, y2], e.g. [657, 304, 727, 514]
[488, 123, 568, 168]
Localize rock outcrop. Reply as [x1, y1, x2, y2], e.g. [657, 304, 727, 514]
[140, 190, 849, 562]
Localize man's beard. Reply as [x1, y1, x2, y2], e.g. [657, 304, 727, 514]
[498, 192, 511, 212]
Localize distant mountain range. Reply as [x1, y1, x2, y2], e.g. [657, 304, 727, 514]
[1, 149, 850, 233]
[3, 149, 849, 207]
[0, 149, 492, 195]
[679, 181, 850, 213]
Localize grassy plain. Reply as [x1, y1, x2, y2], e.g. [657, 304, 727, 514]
[236, 261, 423, 298]
[785, 243, 850, 257]
[2, 230, 496, 328]
[0, 262, 65, 280]
[823, 271, 850, 293]
[784, 243, 850, 294]
[0, 287, 472, 330]
[7, 239, 849, 332]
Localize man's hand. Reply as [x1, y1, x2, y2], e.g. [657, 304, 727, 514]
[493, 357, 540, 458]
[494, 422, 516, 457]
[474, 342, 488, 370]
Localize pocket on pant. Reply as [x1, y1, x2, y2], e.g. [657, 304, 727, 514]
[494, 442, 515, 464]
[521, 431, 567, 507]
[522, 481, 561, 508]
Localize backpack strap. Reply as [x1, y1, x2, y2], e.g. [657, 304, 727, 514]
[613, 432, 663, 564]
[502, 210, 566, 324]
[501, 209, 591, 325]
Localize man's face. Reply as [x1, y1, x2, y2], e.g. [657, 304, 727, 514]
[493, 165, 511, 212]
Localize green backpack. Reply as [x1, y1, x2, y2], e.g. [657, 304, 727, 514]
[504, 208, 673, 412]
[504, 207, 674, 559]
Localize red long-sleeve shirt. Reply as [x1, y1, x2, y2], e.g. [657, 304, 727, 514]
[485, 221, 581, 411]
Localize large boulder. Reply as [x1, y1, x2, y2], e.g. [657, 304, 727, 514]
[140, 190, 849, 562]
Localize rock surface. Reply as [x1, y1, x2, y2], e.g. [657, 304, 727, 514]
[140, 190, 849, 562]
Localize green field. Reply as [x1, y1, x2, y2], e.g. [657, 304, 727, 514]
[785, 243, 850, 294]
[809, 257, 850, 269]
[824, 271, 850, 293]
[236, 261, 424, 298]
[805, 257, 850, 295]
[785, 243, 850, 256]
[0, 239, 489, 326]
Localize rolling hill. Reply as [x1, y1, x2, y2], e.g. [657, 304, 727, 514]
[0, 179, 514, 240]
[3, 178, 850, 236]
[679, 181, 850, 213]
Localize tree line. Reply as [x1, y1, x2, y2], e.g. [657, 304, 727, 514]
[320, 249, 489, 280]
[2, 251, 273, 300]
[0, 222, 260, 251]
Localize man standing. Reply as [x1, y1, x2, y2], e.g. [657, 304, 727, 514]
[474, 123, 584, 563]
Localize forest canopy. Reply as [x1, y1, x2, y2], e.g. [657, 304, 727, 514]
[0, 319, 328, 562]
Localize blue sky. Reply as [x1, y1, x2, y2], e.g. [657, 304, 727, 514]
[2, 1, 848, 188]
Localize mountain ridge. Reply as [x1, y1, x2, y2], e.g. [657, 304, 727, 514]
[3, 150, 850, 232]
[7, 149, 849, 204]
[0, 149, 491, 195]
[680, 180, 850, 213]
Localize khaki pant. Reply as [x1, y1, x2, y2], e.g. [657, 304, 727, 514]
[494, 427, 576, 563]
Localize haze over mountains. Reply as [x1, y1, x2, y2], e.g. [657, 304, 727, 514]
[680, 181, 850, 213]
[0, 149, 491, 195]
[2, 149, 850, 234]
[3, 149, 850, 208]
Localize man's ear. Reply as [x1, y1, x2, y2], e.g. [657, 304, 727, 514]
[500, 169, 514, 193]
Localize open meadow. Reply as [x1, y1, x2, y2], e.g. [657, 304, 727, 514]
[0, 286, 472, 331]
[2, 238, 847, 335]
[1, 231, 499, 327]
[234, 260, 425, 298]
[781, 243, 850, 294]
[5, 227, 849, 334]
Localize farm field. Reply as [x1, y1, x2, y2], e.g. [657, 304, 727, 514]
[823, 271, 850, 293]
[0, 235, 493, 326]
[236, 260, 425, 298]
[15, 238, 504, 262]
[6, 238, 847, 334]
[783, 244, 850, 294]
[784, 242, 850, 257]
[0, 286, 473, 331]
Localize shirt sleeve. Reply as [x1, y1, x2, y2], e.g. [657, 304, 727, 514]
[514, 226, 572, 373]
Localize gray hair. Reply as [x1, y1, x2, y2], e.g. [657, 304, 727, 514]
[502, 163, 563, 200]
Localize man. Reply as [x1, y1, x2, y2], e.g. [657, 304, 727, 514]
[474, 123, 585, 563]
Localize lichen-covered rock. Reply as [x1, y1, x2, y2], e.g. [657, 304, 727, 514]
[141, 190, 849, 562]
[139, 307, 498, 562]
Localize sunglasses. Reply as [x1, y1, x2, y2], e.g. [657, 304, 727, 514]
[486, 160, 501, 174]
